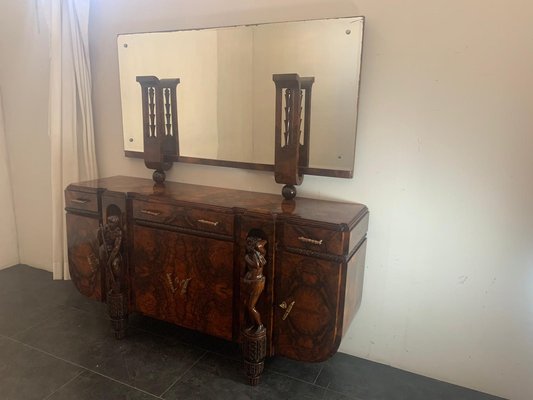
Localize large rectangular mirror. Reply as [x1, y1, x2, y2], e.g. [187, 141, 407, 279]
[118, 16, 364, 177]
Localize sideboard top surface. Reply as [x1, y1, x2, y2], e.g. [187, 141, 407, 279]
[67, 175, 367, 228]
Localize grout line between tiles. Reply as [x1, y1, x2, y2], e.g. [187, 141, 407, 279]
[313, 365, 324, 385]
[42, 369, 85, 400]
[0, 333, 163, 399]
[159, 350, 208, 398]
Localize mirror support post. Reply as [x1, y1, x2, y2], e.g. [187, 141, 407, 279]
[273, 74, 314, 199]
[136, 76, 180, 184]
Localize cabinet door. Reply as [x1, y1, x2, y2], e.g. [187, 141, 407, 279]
[66, 213, 102, 301]
[275, 252, 342, 362]
[132, 225, 234, 340]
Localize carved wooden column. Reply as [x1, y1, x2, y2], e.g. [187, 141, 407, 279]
[273, 73, 315, 200]
[136, 76, 180, 184]
[98, 214, 128, 339]
[241, 236, 268, 385]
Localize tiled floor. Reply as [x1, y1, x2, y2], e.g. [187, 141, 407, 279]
[0, 265, 503, 400]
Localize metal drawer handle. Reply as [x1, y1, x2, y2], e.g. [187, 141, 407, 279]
[197, 219, 219, 227]
[298, 236, 323, 246]
[140, 209, 162, 216]
[71, 198, 90, 204]
[279, 300, 295, 321]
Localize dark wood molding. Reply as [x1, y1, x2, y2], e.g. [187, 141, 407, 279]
[124, 152, 353, 178]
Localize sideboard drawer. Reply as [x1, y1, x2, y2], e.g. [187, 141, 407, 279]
[65, 190, 98, 213]
[185, 208, 234, 236]
[284, 223, 344, 256]
[132, 199, 234, 236]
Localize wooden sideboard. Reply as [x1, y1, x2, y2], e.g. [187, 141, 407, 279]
[65, 175, 368, 385]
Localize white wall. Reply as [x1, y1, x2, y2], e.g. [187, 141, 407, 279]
[0, 92, 19, 269]
[0, 0, 51, 270]
[88, 1, 532, 399]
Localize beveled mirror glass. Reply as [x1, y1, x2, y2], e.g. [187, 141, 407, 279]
[118, 16, 363, 177]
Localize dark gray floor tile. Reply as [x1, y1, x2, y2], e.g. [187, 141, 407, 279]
[15, 305, 205, 396]
[315, 352, 503, 400]
[14, 306, 112, 363]
[132, 314, 241, 360]
[0, 265, 106, 337]
[163, 352, 350, 400]
[74, 329, 205, 396]
[0, 264, 52, 295]
[45, 280, 109, 317]
[0, 301, 60, 337]
[266, 356, 324, 384]
[46, 370, 159, 400]
[0, 335, 83, 400]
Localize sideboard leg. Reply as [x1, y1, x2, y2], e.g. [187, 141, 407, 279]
[108, 291, 128, 339]
[242, 326, 266, 386]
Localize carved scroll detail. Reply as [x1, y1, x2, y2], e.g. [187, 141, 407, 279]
[242, 236, 267, 386]
[98, 215, 127, 339]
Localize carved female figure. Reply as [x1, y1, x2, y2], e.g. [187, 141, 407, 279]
[98, 215, 123, 294]
[243, 237, 267, 334]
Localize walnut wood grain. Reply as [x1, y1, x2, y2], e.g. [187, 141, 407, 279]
[132, 225, 234, 340]
[274, 252, 342, 362]
[66, 214, 102, 301]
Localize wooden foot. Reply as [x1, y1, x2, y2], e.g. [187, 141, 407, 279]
[107, 291, 128, 339]
[242, 326, 266, 385]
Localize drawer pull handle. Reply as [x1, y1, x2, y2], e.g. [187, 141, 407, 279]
[279, 300, 295, 321]
[71, 198, 90, 204]
[197, 219, 219, 227]
[140, 209, 162, 216]
[298, 236, 323, 246]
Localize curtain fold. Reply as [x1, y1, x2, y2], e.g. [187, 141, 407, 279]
[49, 0, 98, 280]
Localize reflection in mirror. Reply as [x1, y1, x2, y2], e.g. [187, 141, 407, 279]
[118, 17, 363, 176]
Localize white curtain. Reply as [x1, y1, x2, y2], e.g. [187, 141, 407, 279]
[48, 0, 98, 279]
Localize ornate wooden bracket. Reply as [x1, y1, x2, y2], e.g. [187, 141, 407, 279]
[273, 73, 315, 200]
[242, 236, 267, 385]
[98, 214, 127, 339]
[136, 75, 180, 184]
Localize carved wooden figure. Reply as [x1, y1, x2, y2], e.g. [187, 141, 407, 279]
[98, 215, 127, 339]
[242, 236, 268, 385]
